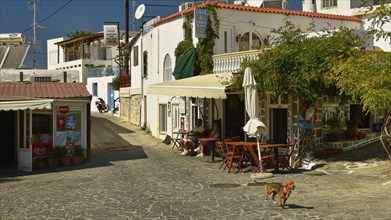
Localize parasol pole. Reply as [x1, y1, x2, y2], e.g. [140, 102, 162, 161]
[256, 134, 263, 173]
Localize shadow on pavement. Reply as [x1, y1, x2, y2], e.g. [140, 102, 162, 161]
[0, 115, 148, 179]
[286, 204, 314, 209]
[323, 140, 389, 162]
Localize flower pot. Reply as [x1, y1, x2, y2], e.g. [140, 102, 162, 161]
[72, 156, 83, 165]
[346, 124, 358, 140]
[48, 158, 58, 168]
[325, 133, 335, 142]
[61, 157, 72, 166]
[37, 160, 46, 169]
[334, 132, 343, 142]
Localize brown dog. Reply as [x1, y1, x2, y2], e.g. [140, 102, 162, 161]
[265, 180, 295, 207]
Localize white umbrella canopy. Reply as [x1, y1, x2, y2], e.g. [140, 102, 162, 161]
[242, 67, 268, 137]
[242, 67, 271, 178]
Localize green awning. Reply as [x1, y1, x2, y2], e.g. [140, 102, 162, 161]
[173, 48, 196, 80]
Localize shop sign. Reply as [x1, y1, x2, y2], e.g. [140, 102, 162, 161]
[58, 106, 69, 115]
[57, 118, 65, 127]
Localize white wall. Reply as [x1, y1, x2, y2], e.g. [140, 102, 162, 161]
[303, 1, 391, 52]
[0, 69, 80, 82]
[132, 6, 364, 141]
[87, 76, 119, 112]
[138, 18, 186, 139]
[47, 37, 65, 70]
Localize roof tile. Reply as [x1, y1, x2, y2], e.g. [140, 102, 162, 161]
[153, 2, 361, 27]
[0, 82, 91, 99]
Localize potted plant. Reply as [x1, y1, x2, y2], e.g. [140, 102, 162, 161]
[36, 157, 46, 170]
[346, 111, 364, 140]
[72, 145, 84, 165]
[326, 108, 345, 142]
[45, 147, 59, 168]
[59, 146, 72, 166]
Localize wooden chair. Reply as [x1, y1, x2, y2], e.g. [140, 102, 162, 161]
[215, 141, 229, 170]
[278, 140, 296, 171]
[225, 143, 245, 173]
[247, 145, 271, 173]
[171, 137, 181, 150]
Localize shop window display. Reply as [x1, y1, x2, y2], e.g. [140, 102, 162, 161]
[55, 111, 82, 155]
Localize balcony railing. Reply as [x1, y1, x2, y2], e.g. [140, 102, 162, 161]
[213, 50, 260, 74]
[88, 66, 119, 77]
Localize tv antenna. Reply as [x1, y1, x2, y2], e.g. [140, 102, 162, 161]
[28, 0, 45, 69]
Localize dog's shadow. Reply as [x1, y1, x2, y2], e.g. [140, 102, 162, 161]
[285, 204, 314, 209]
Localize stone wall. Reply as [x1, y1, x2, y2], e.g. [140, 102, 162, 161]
[129, 95, 141, 126]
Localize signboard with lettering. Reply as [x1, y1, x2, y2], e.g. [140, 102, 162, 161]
[58, 106, 69, 115]
[195, 9, 208, 38]
[103, 23, 118, 46]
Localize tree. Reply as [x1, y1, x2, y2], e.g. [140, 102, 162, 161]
[332, 51, 391, 114]
[233, 22, 364, 103]
[361, 0, 391, 40]
[65, 30, 93, 39]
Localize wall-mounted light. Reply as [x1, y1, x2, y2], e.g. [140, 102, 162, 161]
[236, 34, 242, 42]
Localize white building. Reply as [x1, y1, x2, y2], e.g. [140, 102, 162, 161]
[121, 1, 365, 146]
[302, 0, 390, 52]
[47, 33, 125, 112]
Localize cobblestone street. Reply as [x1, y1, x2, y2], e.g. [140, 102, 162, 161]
[1, 113, 390, 219]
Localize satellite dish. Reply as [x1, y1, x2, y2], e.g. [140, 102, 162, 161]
[135, 4, 145, 20]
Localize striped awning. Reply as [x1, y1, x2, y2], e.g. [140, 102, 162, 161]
[0, 99, 53, 111]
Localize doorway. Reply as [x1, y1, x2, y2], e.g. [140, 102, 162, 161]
[0, 111, 17, 169]
[225, 94, 245, 139]
[271, 108, 287, 144]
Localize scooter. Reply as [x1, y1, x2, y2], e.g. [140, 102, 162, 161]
[95, 97, 109, 113]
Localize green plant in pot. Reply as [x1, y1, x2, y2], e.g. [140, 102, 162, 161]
[327, 110, 344, 142]
[346, 111, 365, 140]
[72, 145, 84, 165]
[58, 146, 72, 166]
[45, 147, 59, 168]
[36, 157, 46, 170]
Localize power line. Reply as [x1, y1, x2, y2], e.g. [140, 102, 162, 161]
[22, 0, 73, 33]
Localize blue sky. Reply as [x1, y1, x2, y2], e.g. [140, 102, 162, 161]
[0, 0, 302, 69]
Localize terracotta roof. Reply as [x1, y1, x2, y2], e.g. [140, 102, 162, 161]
[55, 33, 103, 46]
[0, 82, 91, 99]
[153, 2, 361, 27]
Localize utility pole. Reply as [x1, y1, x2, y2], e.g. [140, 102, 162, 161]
[132, 1, 136, 31]
[28, 0, 43, 69]
[125, 0, 129, 75]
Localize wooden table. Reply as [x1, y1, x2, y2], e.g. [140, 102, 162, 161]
[264, 143, 288, 172]
[224, 141, 288, 172]
[224, 141, 266, 173]
[198, 137, 220, 162]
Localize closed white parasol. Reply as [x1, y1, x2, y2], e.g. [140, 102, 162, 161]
[242, 67, 273, 179]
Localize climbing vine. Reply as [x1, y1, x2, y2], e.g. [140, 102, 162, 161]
[174, 4, 220, 75]
[196, 4, 219, 75]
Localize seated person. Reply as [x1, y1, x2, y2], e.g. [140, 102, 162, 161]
[196, 119, 221, 158]
[179, 119, 205, 156]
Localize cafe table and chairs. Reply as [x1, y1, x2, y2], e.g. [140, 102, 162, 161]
[264, 143, 289, 173]
[171, 130, 190, 150]
[224, 141, 254, 173]
[197, 137, 220, 162]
